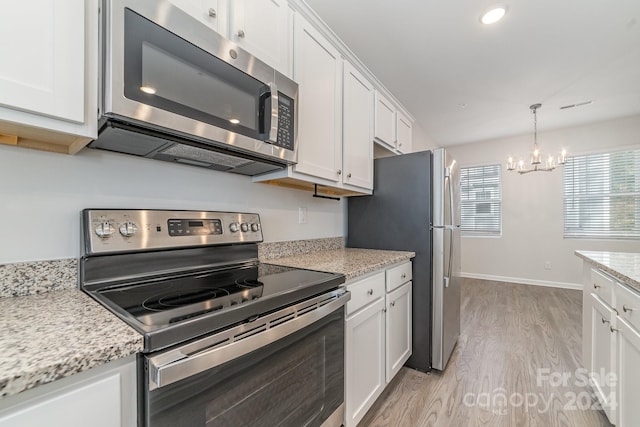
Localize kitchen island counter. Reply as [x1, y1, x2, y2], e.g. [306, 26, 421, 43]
[575, 250, 640, 292]
[264, 247, 415, 281]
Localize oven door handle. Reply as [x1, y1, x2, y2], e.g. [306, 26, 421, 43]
[148, 290, 350, 390]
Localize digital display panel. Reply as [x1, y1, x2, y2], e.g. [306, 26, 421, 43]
[168, 219, 222, 236]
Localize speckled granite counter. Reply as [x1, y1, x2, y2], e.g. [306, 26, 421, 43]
[264, 248, 415, 281]
[575, 251, 640, 292]
[0, 289, 143, 398]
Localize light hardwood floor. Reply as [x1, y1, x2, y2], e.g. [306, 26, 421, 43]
[359, 279, 612, 427]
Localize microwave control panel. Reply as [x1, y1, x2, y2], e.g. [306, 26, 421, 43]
[275, 93, 294, 150]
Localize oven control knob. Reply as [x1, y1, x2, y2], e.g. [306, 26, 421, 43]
[250, 223, 260, 232]
[229, 222, 240, 233]
[95, 222, 115, 238]
[240, 223, 250, 232]
[119, 221, 138, 237]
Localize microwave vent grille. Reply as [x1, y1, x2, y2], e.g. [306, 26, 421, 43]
[160, 144, 254, 168]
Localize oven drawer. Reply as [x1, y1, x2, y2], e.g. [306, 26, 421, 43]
[347, 272, 385, 316]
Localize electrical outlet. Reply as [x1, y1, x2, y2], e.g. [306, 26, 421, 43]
[298, 207, 308, 224]
[544, 261, 552, 270]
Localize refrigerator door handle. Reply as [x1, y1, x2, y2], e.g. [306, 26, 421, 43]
[445, 227, 454, 287]
[445, 174, 455, 287]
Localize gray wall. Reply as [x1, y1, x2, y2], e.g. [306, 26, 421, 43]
[0, 145, 345, 263]
[447, 114, 640, 288]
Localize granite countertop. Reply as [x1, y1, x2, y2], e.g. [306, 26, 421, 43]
[264, 247, 415, 281]
[575, 251, 640, 292]
[0, 289, 143, 398]
[0, 242, 411, 400]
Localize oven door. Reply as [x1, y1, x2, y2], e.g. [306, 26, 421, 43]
[103, 0, 297, 163]
[144, 290, 349, 427]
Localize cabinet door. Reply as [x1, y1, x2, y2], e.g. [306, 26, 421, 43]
[229, 0, 292, 76]
[617, 317, 640, 427]
[374, 91, 396, 148]
[395, 110, 413, 154]
[0, 1, 85, 123]
[345, 297, 385, 427]
[590, 293, 616, 422]
[0, 357, 136, 427]
[386, 282, 412, 382]
[293, 14, 343, 182]
[342, 61, 373, 190]
[168, 0, 222, 33]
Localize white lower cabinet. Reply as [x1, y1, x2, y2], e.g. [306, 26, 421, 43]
[345, 291, 386, 427]
[0, 356, 137, 427]
[617, 317, 640, 427]
[582, 263, 640, 427]
[386, 282, 412, 382]
[345, 261, 413, 427]
[589, 293, 616, 422]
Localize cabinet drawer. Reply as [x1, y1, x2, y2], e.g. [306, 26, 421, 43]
[591, 268, 614, 306]
[347, 272, 385, 316]
[386, 262, 412, 292]
[616, 282, 640, 332]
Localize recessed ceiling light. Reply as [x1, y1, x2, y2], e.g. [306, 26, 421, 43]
[229, 118, 240, 124]
[481, 6, 507, 25]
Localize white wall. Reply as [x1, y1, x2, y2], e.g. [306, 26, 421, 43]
[412, 122, 439, 152]
[0, 145, 345, 263]
[447, 114, 640, 288]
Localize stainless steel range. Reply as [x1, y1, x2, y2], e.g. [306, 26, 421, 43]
[80, 209, 348, 427]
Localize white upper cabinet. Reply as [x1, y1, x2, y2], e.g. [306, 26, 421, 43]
[0, 0, 98, 153]
[396, 110, 413, 154]
[229, 0, 292, 77]
[293, 13, 343, 182]
[168, 0, 224, 34]
[374, 90, 413, 154]
[0, 1, 84, 123]
[342, 61, 373, 190]
[374, 91, 396, 148]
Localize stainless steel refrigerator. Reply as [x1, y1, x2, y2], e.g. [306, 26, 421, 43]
[347, 148, 461, 372]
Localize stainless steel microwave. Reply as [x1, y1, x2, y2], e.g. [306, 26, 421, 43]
[91, 0, 298, 175]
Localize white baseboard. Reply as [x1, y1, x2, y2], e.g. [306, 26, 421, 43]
[459, 272, 583, 291]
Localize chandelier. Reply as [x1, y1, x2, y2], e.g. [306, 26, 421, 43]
[507, 103, 567, 174]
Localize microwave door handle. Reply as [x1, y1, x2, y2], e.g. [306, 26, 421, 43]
[267, 81, 279, 143]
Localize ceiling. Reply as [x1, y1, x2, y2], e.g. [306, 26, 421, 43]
[304, 0, 640, 146]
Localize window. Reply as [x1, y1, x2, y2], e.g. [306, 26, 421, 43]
[563, 149, 640, 238]
[460, 164, 502, 236]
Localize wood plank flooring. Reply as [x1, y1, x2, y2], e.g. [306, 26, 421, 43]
[358, 279, 612, 427]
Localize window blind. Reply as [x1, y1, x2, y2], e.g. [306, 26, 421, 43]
[460, 164, 502, 236]
[563, 149, 640, 238]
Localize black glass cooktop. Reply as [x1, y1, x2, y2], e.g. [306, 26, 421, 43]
[94, 263, 343, 332]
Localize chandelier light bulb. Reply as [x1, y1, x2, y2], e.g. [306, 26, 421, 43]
[558, 148, 567, 165]
[531, 147, 541, 165]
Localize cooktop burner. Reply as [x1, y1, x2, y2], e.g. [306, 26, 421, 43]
[101, 264, 265, 322]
